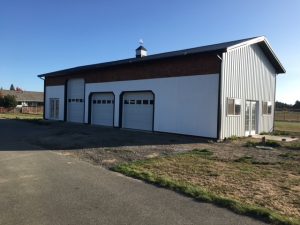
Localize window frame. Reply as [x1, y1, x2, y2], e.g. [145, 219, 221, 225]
[262, 101, 272, 115]
[227, 98, 241, 116]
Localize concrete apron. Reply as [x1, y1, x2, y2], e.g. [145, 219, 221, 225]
[252, 134, 298, 142]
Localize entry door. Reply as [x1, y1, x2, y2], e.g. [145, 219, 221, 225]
[245, 101, 257, 136]
[67, 79, 85, 123]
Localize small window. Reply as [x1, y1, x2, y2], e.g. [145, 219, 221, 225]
[263, 101, 272, 115]
[75, 99, 79, 102]
[136, 100, 142, 104]
[150, 100, 154, 105]
[68, 99, 71, 102]
[79, 99, 83, 102]
[143, 100, 149, 105]
[130, 100, 135, 104]
[49, 98, 59, 119]
[93, 100, 96, 104]
[102, 100, 107, 104]
[112, 100, 114, 104]
[107, 100, 111, 104]
[72, 99, 75, 102]
[97, 100, 101, 104]
[227, 98, 241, 115]
[124, 100, 129, 104]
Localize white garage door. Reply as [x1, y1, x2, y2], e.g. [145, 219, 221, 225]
[91, 93, 114, 126]
[67, 79, 85, 123]
[122, 92, 154, 131]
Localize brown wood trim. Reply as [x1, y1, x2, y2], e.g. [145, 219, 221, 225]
[45, 54, 220, 86]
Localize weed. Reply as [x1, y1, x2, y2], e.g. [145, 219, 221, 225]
[286, 143, 300, 150]
[279, 152, 297, 159]
[227, 135, 240, 141]
[244, 141, 257, 147]
[234, 156, 254, 163]
[244, 140, 281, 148]
[273, 130, 291, 136]
[265, 140, 281, 147]
[191, 149, 213, 156]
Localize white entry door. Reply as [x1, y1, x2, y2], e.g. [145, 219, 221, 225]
[67, 79, 85, 123]
[122, 92, 154, 131]
[245, 101, 257, 136]
[91, 93, 114, 126]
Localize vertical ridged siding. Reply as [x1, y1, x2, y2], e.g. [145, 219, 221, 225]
[220, 44, 276, 139]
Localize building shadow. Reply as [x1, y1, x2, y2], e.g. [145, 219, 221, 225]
[0, 119, 211, 151]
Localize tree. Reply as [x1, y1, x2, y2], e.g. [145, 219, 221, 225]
[275, 101, 292, 110]
[2, 95, 17, 108]
[10, 84, 15, 91]
[293, 100, 300, 109]
[0, 92, 4, 107]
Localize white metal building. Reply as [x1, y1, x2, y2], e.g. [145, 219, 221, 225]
[38, 36, 285, 139]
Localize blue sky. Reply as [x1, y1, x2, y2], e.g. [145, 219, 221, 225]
[0, 0, 299, 104]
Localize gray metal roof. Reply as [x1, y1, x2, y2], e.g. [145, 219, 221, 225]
[38, 36, 285, 78]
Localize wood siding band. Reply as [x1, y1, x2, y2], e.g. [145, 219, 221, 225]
[45, 54, 220, 86]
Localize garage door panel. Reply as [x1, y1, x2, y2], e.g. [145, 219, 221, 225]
[122, 92, 154, 131]
[91, 93, 114, 126]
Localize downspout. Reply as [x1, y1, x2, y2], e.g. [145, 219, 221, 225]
[216, 54, 223, 140]
[38, 76, 46, 120]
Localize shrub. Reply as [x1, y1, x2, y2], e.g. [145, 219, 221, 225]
[1, 95, 17, 108]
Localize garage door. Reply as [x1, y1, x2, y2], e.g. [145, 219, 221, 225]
[91, 93, 114, 126]
[122, 92, 154, 131]
[67, 79, 85, 123]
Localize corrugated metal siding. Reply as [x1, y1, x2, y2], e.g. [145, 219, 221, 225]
[220, 44, 276, 139]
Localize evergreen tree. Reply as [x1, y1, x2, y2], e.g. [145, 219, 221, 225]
[10, 84, 15, 91]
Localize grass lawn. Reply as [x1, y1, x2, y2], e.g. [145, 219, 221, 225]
[114, 149, 300, 225]
[0, 113, 43, 120]
[275, 121, 300, 133]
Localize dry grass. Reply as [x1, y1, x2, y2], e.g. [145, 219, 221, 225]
[114, 149, 300, 224]
[0, 113, 43, 120]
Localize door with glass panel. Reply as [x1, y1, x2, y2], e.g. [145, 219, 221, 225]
[245, 101, 257, 136]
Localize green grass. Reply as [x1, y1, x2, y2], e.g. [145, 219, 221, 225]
[112, 150, 300, 225]
[0, 113, 50, 125]
[275, 121, 300, 134]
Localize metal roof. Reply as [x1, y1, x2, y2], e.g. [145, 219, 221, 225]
[136, 45, 147, 51]
[38, 36, 285, 78]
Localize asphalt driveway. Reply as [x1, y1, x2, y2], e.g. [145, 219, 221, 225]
[0, 119, 266, 225]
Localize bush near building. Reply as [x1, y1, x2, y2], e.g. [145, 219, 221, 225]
[0, 94, 18, 108]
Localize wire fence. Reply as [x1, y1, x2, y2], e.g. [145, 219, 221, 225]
[275, 110, 300, 122]
[0, 106, 43, 115]
[21, 106, 43, 114]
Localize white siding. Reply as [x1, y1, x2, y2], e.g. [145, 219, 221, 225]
[220, 44, 276, 139]
[85, 74, 219, 138]
[45, 85, 65, 121]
